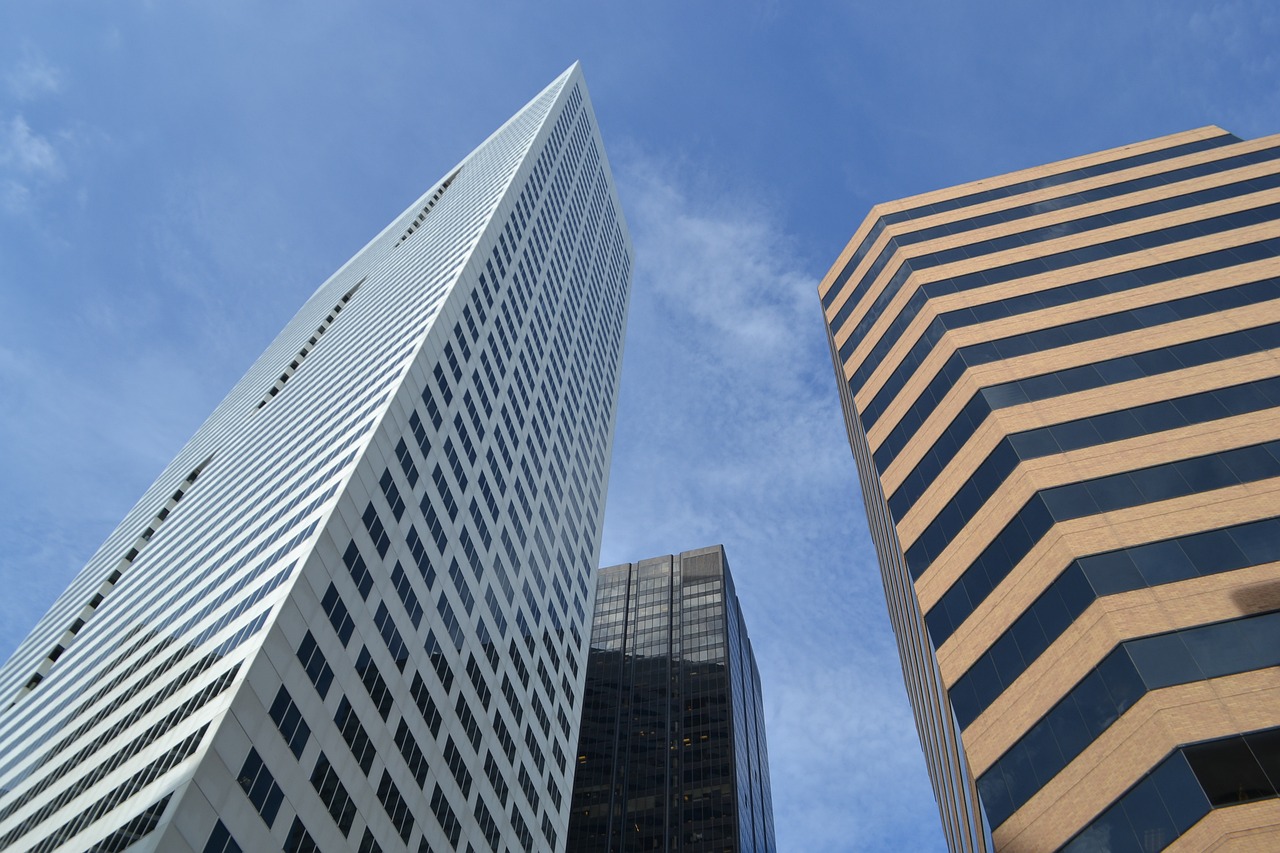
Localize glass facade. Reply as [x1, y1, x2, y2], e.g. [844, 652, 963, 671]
[821, 125, 1280, 851]
[567, 546, 775, 853]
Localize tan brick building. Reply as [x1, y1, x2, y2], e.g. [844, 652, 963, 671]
[821, 127, 1280, 852]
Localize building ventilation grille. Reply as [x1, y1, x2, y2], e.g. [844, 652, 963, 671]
[256, 280, 363, 411]
[10, 456, 213, 706]
[395, 170, 459, 247]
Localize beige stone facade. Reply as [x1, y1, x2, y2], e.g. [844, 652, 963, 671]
[823, 127, 1280, 851]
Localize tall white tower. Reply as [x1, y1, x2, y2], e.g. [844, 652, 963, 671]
[0, 63, 632, 853]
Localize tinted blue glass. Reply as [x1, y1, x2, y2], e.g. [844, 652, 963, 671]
[1185, 611, 1280, 677]
[1096, 651, 1144, 718]
[1130, 539, 1197, 586]
[1178, 528, 1246, 574]
[1045, 702, 1092, 765]
[849, 201, 1280, 372]
[1149, 752, 1211, 834]
[1080, 550, 1144, 596]
[1117, 772, 1178, 852]
[1125, 632, 1200, 690]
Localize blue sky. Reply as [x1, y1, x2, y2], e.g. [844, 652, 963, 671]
[1, 2, 1277, 850]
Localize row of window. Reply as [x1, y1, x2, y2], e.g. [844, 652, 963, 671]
[951, 514, 1280, 728]
[843, 195, 1280, 389]
[864, 273, 1278, 442]
[1062, 725, 1280, 852]
[978, 610, 1280, 826]
[925, 440, 1280, 645]
[875, 302, 1280, 478]
[17, 725, 205, 853]
[877, 169, 1280, 398]
[822, 133, 1236, 313]
[901, 359, 1280, 576]
[876, 236, 1280, 502]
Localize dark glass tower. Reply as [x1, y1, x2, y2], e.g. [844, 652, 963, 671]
[567, 545, 775, 853]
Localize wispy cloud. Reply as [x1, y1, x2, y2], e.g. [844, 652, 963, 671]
[0, 50, 72, 218]
[602, 147, 946, 851]
[5, 49, 63, 101]
[0, 115, 62, 177]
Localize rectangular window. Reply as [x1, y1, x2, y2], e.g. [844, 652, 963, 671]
[237, 748, 283, 827]
[395, 717, 431, 788]
[430, 784, 462, 846]
[297, 632, 333, 699]
[374, 603, 410, 671]
[284, 817, 319, 853]
[362, 503, 390, 558]
[334, 697, 377, 775]
[409, 672, 443, 736]
[444, 736, 473, 797]
[268, 685, 311, 759]
[390, 562, 423, 629]
[395, 436, 420, 488]
[377, 769, 415, 843]
[321, 583, 355, 645]
[378, 469, 405, 522]
[355, 646, 394, 720]
[311, 752, 356, 835]
[342, 541, 373, 600]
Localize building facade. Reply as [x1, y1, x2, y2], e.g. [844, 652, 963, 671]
[0, 63, 632, 852]
[821, 126, 1280, 851]
[566, 546, 775, 853]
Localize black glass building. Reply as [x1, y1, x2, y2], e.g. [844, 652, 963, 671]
[567, 546, 775, 853]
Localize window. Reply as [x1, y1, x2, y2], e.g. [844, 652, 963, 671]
[268, 685, 311, 758]
[310, 752, 356, 835]
[297, 632, 333, 698]
[334, 697, 377, 775]
[237, 748, 283, 827]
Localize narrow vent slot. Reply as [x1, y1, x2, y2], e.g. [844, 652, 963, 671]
[255, 280, 363, 411]
[14, 457, 212, 702]
[395, 170, 459, 247]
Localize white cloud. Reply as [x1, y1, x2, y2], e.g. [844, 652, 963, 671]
[5, 51, 63, 101]
[0, 115, 62, 176]
[0, 178, 31, 214]
[601, 148, 946, 850]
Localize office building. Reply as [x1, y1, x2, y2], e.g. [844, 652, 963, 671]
[821, 126, 1280, 851]
[566, 545, 775, 853]
[0, 63, 632, 852]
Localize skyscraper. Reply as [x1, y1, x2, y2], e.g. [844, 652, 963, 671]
[0, 63, 632, 852]
[566, 545, 775, 853]
[821, 126, 1280, 851]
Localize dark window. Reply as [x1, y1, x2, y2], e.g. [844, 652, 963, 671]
[237, 748, 283, 827]
[268, 685, 311, 758]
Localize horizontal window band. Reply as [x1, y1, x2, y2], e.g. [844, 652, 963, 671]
[899, 344, 1280, 571]
[977, 610, 1280, 828]
[875, 241, 1280, 496]
[866, 273, 1280, 452]
[923, 439, 1280, 645]
[877, 318, 1280, 486]
[839, 196, 1280, 384]
[822, 133, 1237, 313]
[950, 513, 1280, 730]
[1060, 725, 1280, 852]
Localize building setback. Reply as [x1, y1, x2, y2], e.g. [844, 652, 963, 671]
[821, 126, 1280, 851]
[567, 546, 775, 853]
[0, 63, 632, 852]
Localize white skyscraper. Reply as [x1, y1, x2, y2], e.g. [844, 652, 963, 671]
[0, 63, 631, 852]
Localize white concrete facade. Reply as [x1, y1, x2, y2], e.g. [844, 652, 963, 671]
[0, 62, 632, 853]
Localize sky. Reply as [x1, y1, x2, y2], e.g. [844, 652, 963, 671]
[0, 2, 1277, 850]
